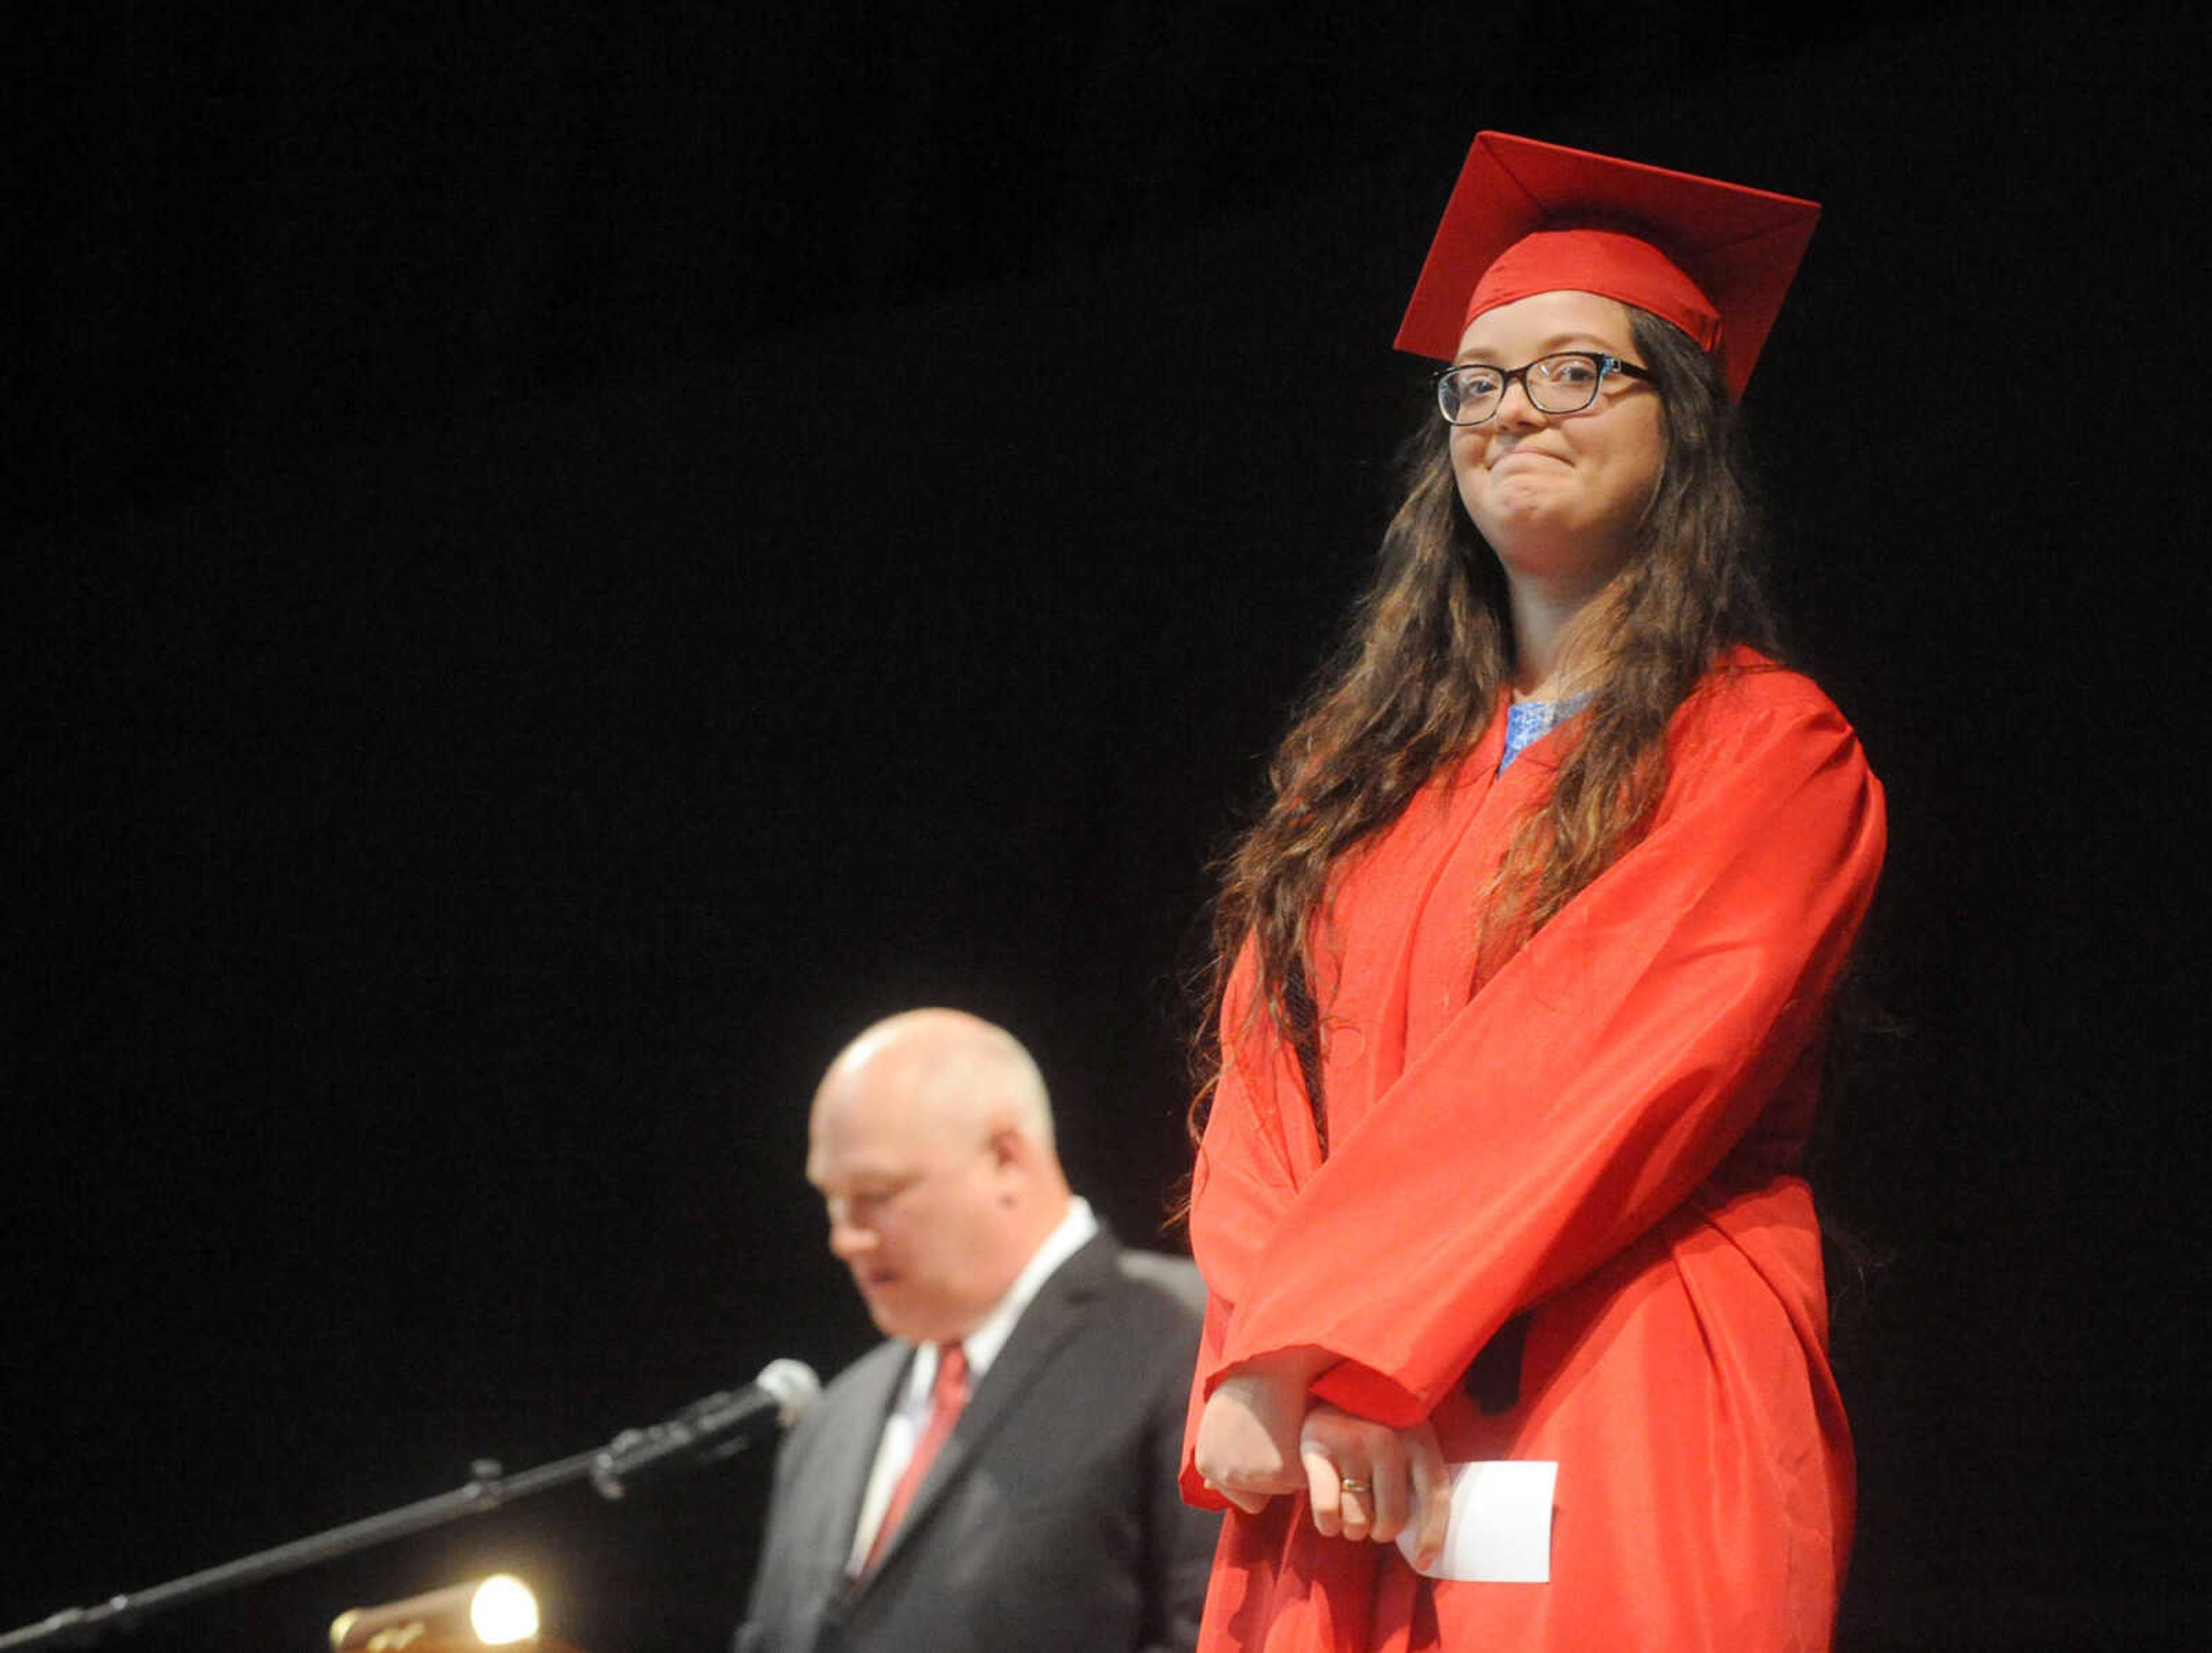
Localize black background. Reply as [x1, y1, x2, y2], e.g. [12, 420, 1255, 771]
[10, 4, 2207, 1651]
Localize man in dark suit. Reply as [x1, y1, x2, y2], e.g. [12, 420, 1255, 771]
[735, 1009, 1219, 1653]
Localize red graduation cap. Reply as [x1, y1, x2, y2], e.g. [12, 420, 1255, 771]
[1395, 132, 1820, 400]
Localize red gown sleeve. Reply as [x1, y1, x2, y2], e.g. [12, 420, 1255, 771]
[1190, 672, 1885, 1430]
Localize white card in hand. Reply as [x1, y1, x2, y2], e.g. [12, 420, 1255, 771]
[1397, 1459, 1557, 1582]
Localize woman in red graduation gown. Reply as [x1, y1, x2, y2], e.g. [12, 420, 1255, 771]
[1181, 133, 1885, 1652]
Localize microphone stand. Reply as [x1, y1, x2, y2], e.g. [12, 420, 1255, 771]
[0, 1449, 601, 1651]
[1, 1374, 800, 1653]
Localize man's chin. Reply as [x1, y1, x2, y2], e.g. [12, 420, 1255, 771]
[866, 1301, 968, 1346]
[861, 1294, 921, 1342]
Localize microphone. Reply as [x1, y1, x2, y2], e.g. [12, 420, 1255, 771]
[590, 1358, 821, 1500]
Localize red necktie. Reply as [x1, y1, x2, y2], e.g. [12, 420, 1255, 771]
[865, 1343, 969, 1569]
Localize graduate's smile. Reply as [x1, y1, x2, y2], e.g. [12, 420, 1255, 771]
[1486, 446, 1571, 481]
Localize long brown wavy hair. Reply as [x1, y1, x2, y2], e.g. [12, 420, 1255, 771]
[1192, 306, 1782, 1151]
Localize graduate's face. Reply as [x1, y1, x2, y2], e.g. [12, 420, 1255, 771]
[1448, 290, 1666, 601]
[806, 1069, 1024, 1344]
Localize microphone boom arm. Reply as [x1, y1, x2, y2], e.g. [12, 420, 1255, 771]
[0, 1360, 819, 1651]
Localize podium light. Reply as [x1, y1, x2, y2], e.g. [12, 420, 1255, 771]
[329, 1574, 541, 1652]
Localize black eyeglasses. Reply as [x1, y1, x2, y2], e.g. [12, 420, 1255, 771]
[1434, 352, 1654, 426]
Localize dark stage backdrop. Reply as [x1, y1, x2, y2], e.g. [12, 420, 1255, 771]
[11, 6, 2206, 1653]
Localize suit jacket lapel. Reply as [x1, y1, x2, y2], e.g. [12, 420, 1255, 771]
[863, 1229, 1119, 1576]
[820, 1342, 914, 1601]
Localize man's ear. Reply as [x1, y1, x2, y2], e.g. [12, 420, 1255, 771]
[984, 1123, 1028, 1171]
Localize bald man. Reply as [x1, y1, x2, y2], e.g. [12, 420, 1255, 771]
[734, 1010, 1219, 1653]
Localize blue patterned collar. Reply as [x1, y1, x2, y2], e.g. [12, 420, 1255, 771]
[1499, 694, 1592, 774]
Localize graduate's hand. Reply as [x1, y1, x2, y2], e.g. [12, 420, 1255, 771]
[1298, 1403, 1450, 1571]
[1194, 1351, 1321, 1514]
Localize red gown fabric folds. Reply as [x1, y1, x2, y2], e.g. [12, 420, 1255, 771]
[1183, 653, 1886, 1652]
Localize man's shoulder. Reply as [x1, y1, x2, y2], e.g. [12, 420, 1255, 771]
[1056, 1227, 1204, 1317]
[1071, 1240, 1206, 1349]
[1108, 1246, 1206, 1312]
